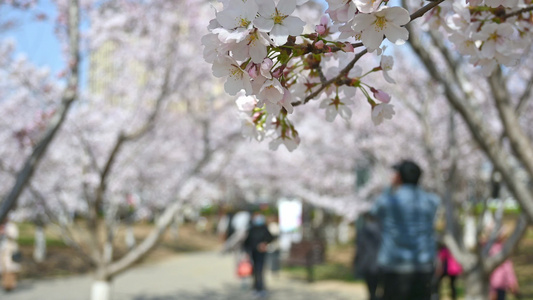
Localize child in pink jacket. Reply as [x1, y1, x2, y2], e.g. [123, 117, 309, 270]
[436, 245, 462, 300]
[489, 242, 520, 300]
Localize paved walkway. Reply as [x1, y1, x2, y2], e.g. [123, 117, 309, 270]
[0, 252, 367, 300]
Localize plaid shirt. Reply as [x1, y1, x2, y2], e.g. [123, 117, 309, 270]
[371, 185, 440, 273]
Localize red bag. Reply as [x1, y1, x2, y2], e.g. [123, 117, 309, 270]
[237, 258, 253, 278]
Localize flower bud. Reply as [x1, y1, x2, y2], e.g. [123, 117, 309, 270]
[342, 42, 354, 53]
[371, 87, 391, 103]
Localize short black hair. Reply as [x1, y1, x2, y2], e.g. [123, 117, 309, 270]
[393, 160, 422, 185]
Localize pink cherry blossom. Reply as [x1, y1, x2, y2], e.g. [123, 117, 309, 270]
[372, 88, 391, 103]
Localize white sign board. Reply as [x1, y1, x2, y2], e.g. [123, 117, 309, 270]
[278, 199, 303, 251]
[278, 199, 302, 232]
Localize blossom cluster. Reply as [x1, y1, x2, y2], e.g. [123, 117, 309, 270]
[203, 0, 533, 151]
[431, 0, 533, 75]
[203, 0, 411, 151]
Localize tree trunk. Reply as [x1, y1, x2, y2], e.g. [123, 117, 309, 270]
[91, 267, 113, 300]
[33, 225, 46, 263]
[337, 220, 350, 244]
[171, 213, 182, 241]
[464, 264, 490, 300]
[90, 279, 112, 300]
[464, 215, 477, 251]
[125, 225, 136, 249]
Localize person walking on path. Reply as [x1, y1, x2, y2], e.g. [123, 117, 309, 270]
[371, 160, 440, 300]
[243, 211, 274, 298]
[0, 221, 21, 292]
[354, 212, 381, 300]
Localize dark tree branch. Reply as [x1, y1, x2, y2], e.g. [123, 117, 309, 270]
[515, 75, 533, 113]
[293, 49, 368, 106]
[489, 67, 533, 181]
[500, 5, 533, 20]
[409, 0, 447, 22]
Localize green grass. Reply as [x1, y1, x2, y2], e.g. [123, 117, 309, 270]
[16, 222, 67, 248]
[17, 235, 67, 247]
[472, 203, 522, 215]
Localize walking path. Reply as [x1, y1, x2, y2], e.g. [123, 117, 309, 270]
[0, 251, 367, 300]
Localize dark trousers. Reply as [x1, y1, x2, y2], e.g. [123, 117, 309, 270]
[364, 272, 380, 300]
[436, 273, 457, 300]
[251, 250, 267, 291]
[382, 271, 433, 300]
[496, 288, 506, 300]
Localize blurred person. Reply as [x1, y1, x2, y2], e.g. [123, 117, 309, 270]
[354, 212, 382, 300]
[489, 227, 520, 300]
[243, 211, 274, 298]
[371, 160, 440, 300]
[434, 243, 462, 300]
[220, 209, 251, 287]
[0, 221, 21, 292]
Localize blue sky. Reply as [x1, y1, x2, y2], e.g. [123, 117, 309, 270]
[1, 0, 63, 74]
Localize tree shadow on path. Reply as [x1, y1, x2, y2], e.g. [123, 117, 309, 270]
[131, 283, 353, 300]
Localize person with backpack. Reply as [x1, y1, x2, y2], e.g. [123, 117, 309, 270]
[371, 160, 440, 300]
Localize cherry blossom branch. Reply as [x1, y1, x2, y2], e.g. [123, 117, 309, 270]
[500, 5, 533, 20]
[409, 0, 447, 22]
[316, 42, 364, 54]
[320, 0, 447, 54]
[292, 0, 447, 108]
[294, 49, 368, 106]
[0, 0, 80, 223]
